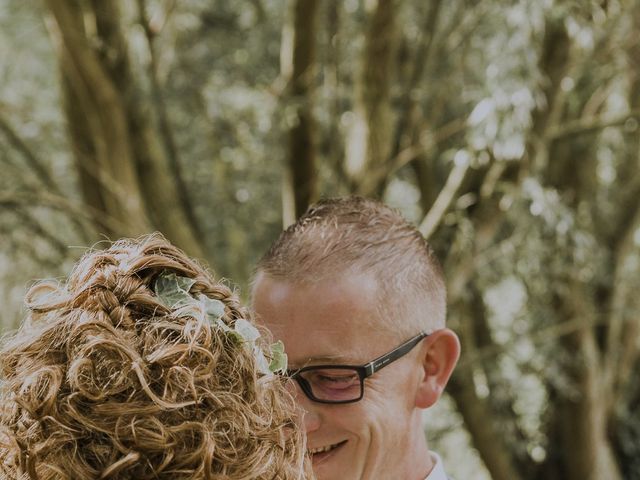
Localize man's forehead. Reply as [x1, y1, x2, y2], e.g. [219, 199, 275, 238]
[252, 267, 381, 293]
[253, 269, 381, 305]
[252, 270, 405, 360]
[265, 317, 393, 369]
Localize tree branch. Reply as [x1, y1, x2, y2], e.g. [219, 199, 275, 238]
[4, 205, 70, 256]
[0, 189, 127, 238]
[0, 110, 60, 193]
[135, 0, 202, 239]
[372, 115, 468, 192]
[547, 109, 640, 141]
[418, 160, 470, 239]
[0, 119, 94, 243]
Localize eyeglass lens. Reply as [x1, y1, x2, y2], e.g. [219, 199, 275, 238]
[297, 368, 362, 402]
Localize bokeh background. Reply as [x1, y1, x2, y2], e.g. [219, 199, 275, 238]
[1, 1, 639, 479]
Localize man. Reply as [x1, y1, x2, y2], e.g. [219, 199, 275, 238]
[252, 196, 460, 480]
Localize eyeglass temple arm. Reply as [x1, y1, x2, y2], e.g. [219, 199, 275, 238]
[363, 332, 429, 377]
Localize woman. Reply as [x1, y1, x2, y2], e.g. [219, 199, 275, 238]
[0, 234, 310, 479]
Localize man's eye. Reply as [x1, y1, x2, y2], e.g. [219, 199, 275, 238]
[318, 374, 354, 383]
[305, 370, 359, 388]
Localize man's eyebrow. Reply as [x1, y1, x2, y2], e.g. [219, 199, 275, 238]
[289, 354, 360, 369]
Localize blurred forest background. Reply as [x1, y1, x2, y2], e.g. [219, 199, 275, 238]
[1, 0, 639, 479]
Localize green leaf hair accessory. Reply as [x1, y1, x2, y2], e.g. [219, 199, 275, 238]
[154, 272, 196, 309]
[233, 318, 261, 343]
[201, 295, 225, 323]
[233, 319, 287, 375]
[268, 340, 288, 374]
[153, 271, 287, 374]
[254, 346, 272, 375]
[155, 271, 225, 326]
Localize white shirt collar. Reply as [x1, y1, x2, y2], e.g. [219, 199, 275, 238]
[424, 452, 448, 480]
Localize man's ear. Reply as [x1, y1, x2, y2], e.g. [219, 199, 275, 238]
[414, 328, 460, 409]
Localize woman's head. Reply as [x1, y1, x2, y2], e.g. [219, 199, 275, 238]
[0, 234, 310, 479]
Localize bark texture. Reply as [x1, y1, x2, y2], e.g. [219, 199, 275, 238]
[289, 0, 319, 220]
[345, 0, 400, 196]
[47, 0, 206, 259]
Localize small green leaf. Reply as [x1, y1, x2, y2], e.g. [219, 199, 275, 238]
[226, 329, 243, 344]
[201, 296, 225, 321]
[268, 340, 288, 373]
[254, 346, 271, 375]
[152, 272, 286, 375]
[233, 318, 261, 343]
[154, 272, 196, 309]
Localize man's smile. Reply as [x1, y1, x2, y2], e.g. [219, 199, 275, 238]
[308, 440, 348, 462]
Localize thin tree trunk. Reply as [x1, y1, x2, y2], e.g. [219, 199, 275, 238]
[282, 0, 320, 221]
[136, 0, 204, 244]
[552, 285, 623, 480]
[447, 292, 524, 480]
[345, 0, 400, 197]
[391, 0, 443, 161]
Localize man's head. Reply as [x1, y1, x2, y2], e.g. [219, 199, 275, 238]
[252, 197, 460, 480]
[256, 196, 447, 335]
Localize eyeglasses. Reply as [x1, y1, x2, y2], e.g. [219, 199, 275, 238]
[285, 332, 429, 404]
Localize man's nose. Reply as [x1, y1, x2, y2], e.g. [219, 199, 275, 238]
[292, 385, 321, 433]
[301, 404, 321, 433]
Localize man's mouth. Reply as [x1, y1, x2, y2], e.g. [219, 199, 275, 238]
[307, 440, 347, 462]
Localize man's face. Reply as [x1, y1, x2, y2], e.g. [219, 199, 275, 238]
[252, 271, 429, 480]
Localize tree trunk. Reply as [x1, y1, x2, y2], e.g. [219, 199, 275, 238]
[282, 0, 320, 223]
[447, 289, 525, 480]
[345, 0, 400, 197]
[48, 0, 151, 238]
[552, 285, 622, 480]
[47, 0, 207, 260]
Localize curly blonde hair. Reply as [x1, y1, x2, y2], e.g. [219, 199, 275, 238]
[0, 235, 311, 479]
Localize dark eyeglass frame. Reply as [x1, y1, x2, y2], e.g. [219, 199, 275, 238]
[285, 331, 429, 404]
